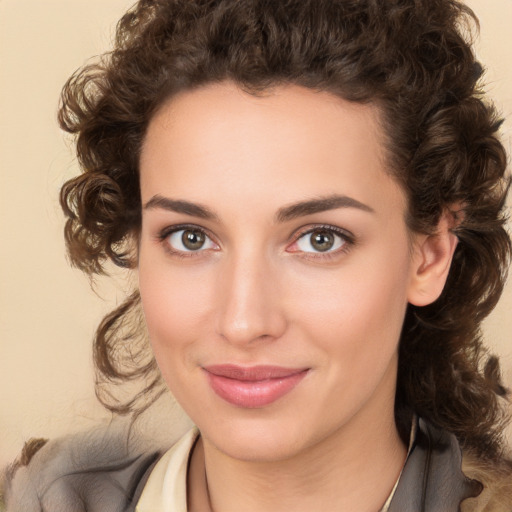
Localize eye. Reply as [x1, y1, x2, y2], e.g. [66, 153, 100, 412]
[163, 227, 218, 253]
[288, 227, 352, 255]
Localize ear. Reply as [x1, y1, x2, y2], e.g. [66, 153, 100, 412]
[407, 211, 459, 307]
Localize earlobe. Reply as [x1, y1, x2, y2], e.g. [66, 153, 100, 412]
[407, 213, 459, 307]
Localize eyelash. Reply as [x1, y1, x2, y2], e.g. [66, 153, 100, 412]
[156, 223, 355, 260]
[157, 223, 218, 259]
[288, 224, 355, 261]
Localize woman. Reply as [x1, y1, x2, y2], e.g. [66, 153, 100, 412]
[4, 0, 512, 510]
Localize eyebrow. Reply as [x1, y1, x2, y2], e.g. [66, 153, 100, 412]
[275, 194, 375, 223]
[144, 195, 219, 220]
[143, 193, 374, 223]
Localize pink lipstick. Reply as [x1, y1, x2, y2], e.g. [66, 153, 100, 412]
[203, 365, 309, 408]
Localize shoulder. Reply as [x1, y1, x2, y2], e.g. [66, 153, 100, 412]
[389, 418, 512, 512]
[3, 422, 165, 512]
[418, 419, 512, 512]
[461, 452, 512, 512]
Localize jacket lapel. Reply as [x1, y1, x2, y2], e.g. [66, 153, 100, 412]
[389, 418, 482, 512]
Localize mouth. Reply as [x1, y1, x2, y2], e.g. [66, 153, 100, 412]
[203, 364, 309, 408]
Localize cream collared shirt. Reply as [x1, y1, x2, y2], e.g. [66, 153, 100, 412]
[136, 424, 416, 512]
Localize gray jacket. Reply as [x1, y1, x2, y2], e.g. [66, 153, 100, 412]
[3, 418, 485, 512]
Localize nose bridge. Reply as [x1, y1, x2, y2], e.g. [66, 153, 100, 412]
[216, 245, 286, 345]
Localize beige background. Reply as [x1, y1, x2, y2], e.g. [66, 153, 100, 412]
[0, 0, 511, 467]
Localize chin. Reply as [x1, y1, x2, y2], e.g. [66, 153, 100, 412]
[197, 410, 323, 463]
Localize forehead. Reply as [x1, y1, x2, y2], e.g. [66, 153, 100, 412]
[139, 82, 405, 217]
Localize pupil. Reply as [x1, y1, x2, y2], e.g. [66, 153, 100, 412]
[311, 231, 334, 252]
[182, 230, 205, 250]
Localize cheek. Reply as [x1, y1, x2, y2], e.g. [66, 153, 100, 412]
[138, 256, 214, 372]
[288, 243, 411, 369]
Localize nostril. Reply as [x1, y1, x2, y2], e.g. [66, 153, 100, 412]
[214, 256, 287, 345]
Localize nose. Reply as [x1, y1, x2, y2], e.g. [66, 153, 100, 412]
[215, 250, 287, 346]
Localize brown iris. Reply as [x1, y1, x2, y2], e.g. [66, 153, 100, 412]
[310, 230, 335, 252]
[182, 229, 206, 250]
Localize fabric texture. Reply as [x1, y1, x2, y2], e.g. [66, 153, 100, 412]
[134, 419, 485, 512]
[3, 423, 163, 512]
[388, 419, 482, 511]
[3, 418, 510, 512]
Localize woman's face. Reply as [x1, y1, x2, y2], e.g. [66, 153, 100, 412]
[138, 82, 421, 462]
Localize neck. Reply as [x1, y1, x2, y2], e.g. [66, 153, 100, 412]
[188, 398, 407, 512]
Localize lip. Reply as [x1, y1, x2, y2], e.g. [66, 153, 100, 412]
[203, 365, 309, 408]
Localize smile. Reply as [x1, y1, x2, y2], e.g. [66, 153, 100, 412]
[203, 365, 309, 408]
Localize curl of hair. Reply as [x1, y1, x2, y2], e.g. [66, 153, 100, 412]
[59, 0, 511, 464]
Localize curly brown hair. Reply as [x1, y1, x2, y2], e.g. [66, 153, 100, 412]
[58, 0, 511, 464]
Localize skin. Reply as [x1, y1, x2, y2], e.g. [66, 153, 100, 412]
[138, 82, 457, 512]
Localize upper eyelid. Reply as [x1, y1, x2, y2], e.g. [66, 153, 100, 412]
[288, 224, 356, 257]
[156, 223, 355, 251]
[292, 224, 354, 242]
[158, 225, 219, 259]
[158, 222, 352, 237]
[158, 224, 220, 253]
[158, 223, 215, 239]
